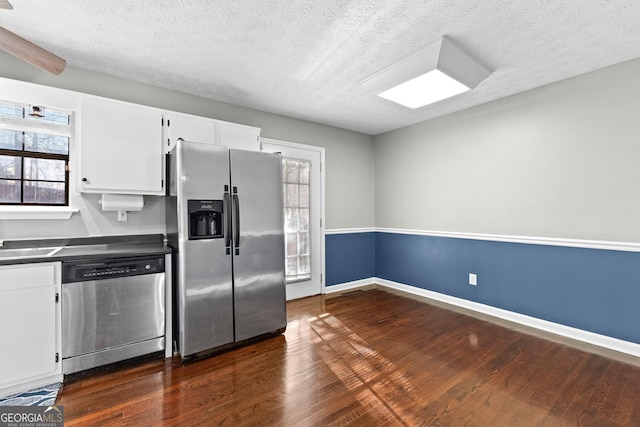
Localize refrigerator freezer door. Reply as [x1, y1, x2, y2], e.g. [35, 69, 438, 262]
[176, 141, 234, 356]
[230, 149, 287, 341]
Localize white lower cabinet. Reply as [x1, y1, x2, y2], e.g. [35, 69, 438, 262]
[0, 263, 62, 398]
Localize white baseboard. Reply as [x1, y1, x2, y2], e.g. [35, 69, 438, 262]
[324, 278, 375, 294]
[376, 278, 640, 358]
[325, 277, 640, 359]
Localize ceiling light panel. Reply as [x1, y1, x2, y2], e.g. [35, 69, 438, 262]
[378, 69, 471, 109]
[360, 36, 492, 109]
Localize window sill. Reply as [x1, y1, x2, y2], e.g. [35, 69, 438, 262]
[0, 206, 79, 220]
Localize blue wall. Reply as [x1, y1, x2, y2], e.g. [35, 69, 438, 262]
[326, 231, 640, 345]
[325, 232, 375, 286]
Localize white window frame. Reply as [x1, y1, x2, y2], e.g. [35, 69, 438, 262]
[0, 101, 77, 220]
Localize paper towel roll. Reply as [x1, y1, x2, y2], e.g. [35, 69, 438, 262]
[100, 193, 144, 211]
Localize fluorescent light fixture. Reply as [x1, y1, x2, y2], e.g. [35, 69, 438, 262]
[359, 36, 491, 109]
[378, 69, 471, 109]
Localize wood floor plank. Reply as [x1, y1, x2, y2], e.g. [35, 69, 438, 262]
[56, 288, 640, 426]
[612, 363, 640, 426]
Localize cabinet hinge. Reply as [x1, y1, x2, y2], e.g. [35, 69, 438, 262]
[161, 117, 164, 126]
[320, 273, 323, 284]
[320, 218, 323, 227]
[55, 292, 59, 303]
[55, 353, 59, 363]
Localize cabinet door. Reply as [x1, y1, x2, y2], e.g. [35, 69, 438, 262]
[216, 122, 260, 151]
[79, 96, 164, 195]
[165, 112, 216, 152]
[0, 263, 61, 395]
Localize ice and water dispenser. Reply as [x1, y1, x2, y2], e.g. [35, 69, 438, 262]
[188, 199, 223, 240]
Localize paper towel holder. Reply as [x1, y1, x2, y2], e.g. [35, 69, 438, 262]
[99, 193, 145, 221]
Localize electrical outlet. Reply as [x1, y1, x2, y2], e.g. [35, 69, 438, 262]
[469, 273, 477, 286]
[117, 210, 128, 222]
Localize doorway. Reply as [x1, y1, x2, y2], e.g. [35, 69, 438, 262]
[261, 138, 325, 300]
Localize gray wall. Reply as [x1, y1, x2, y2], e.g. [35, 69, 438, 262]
[0, 52, 375, 239]
[374, 57, 640, 243]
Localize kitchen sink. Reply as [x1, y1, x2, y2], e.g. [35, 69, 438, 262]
[0, 247, 62, 260]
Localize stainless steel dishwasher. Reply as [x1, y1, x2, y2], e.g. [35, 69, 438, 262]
[61, 255, 165, 374]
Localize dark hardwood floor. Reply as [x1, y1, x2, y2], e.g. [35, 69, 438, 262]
[56, 288, 640, 426]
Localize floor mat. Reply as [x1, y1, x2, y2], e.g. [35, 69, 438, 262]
[0, 383, 61, 406]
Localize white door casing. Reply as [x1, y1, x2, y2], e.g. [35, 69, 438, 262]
[261, 138, 325, 300]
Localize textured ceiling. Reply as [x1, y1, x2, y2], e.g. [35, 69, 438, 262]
[1, 0, 640, 135]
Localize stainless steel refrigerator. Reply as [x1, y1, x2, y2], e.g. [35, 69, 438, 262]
[166, 139, 286, 359]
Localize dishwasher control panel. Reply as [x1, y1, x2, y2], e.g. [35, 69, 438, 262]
[62, 255, 165, 283]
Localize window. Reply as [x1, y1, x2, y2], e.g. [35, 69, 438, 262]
[0, 103, 71, 206]
[282, 158, 311, 283]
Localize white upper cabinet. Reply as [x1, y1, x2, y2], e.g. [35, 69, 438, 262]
[2, 76, 261, 196]
[165, 112, 261, 152]
[216, 121, 260, 152]
[163, 112, 216, 152]
[79, 96, 164, 195]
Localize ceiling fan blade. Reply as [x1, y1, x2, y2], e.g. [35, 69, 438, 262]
[0, 26, 66, 74]
[0, 0, 12, 10]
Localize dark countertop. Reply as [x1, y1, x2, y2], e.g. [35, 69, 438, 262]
[0, 234, 171, 266]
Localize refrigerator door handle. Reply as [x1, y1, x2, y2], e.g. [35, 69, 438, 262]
[233, 192, 240, 253]
[224, 190, 232, 253]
